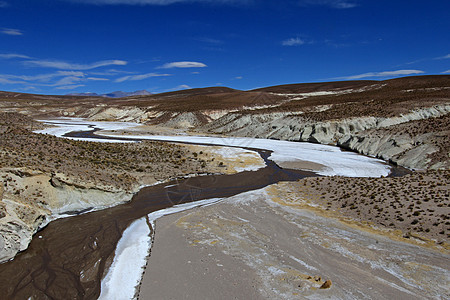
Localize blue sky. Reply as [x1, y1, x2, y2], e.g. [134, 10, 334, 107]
[0, 0, 449, 95]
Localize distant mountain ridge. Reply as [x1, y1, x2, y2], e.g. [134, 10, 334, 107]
[67, 90, 151, 98]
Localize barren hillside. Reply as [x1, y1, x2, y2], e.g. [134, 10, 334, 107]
[1, 75, 449, 169]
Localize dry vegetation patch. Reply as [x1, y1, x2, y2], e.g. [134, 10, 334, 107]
[0, 113, 220, 191]
[253, 76, 450, 119]
[293, 171, 450, 245]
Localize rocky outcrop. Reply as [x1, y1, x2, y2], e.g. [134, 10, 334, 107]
[204, 105, 450, 142]
[0, 168, 135, 263]
[201, 105, 450, 170]
[84, 106, 153, 123]
[156, 112, 208, 128]
[338, 132, 439, 169]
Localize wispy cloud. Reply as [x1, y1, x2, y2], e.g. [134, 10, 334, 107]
[0, 53, 31, 59]
[158, 61, 207, 69]
[90, 68, 135, 76]
[299, 0, 357, 9]
[0, 71, 85, 83]
[55, 84, 86, 90]
[282, 37, 305, 46]
[435, 54, 450, 60]
[442, 70, 450, 74]
[196, 37, 224, 45]
[0, 71, 89, 89]
[161, 84, 192, 92]
[25, 59, 127, 70]
[336, 69, 424, 80]
[0, 1, 8, 8]
[22, 86, 40, 92]
[63, 0, 251, 5]
[87, 77, 109, 81]
[0, 78, 25, 85]
[402, 53, 450, 66]
[1, 28, 23, 36]
[54, 76, 84, 86]
[115, 72, 171, 82]
[57, 71, 86, 77]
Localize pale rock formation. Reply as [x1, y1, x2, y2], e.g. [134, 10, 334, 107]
[201, 105, 450, 170]
[157, 112, 205, 128]
[86, 106, 152, 123]
[0, 168, 134, 263]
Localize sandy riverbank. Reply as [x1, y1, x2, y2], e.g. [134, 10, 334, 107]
[139, 185, 450, 299]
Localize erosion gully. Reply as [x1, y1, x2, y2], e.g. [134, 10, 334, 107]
[0, 130, 407, 299]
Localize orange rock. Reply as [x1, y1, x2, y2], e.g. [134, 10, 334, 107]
[320, 280, 332, 289]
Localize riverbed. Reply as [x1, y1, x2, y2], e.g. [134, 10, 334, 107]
[1, 118, 445, 299]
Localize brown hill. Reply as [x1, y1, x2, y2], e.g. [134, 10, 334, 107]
[253, 75, 450, 119]
[251, 80, 377, 93]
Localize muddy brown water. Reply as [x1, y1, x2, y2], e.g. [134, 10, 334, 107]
[0, 130, 408, 299]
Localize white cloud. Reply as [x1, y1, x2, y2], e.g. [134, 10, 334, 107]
[235, 76, 243, 79]
[158, 61, 207, 69]
[90, 68, 135, 76]
[0, 71, 89, 88]
[115, 72, 171, 82]
[55, 84, 86, 90]
[299, 0, 357, 9]
[25, 59, 127, 70]
[442, 70, 450, 74]
[1, 28, 23, 36]
[337, 69, 424, 80]
[87, 77, 109, 81]
[22, 86, 40, 92]
[196, 37, 224, 44]
[54, 76, 84, 86]
[0, 77, 25, 85]
[0, 74, 43, 83]
[0, 53, 30, 59]
[282, 37, 305, 46]
[56, 71, 86, 77]
[0, 71, 85, 83]
[161, 84, 192, 92]
[63, 0, 250, 5]
[436, 54, 450, 60]
[0, 64, 116, 89]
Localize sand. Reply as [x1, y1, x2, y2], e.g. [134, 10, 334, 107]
[138, 186, 450, 299]
[138, 213, 263, 299]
